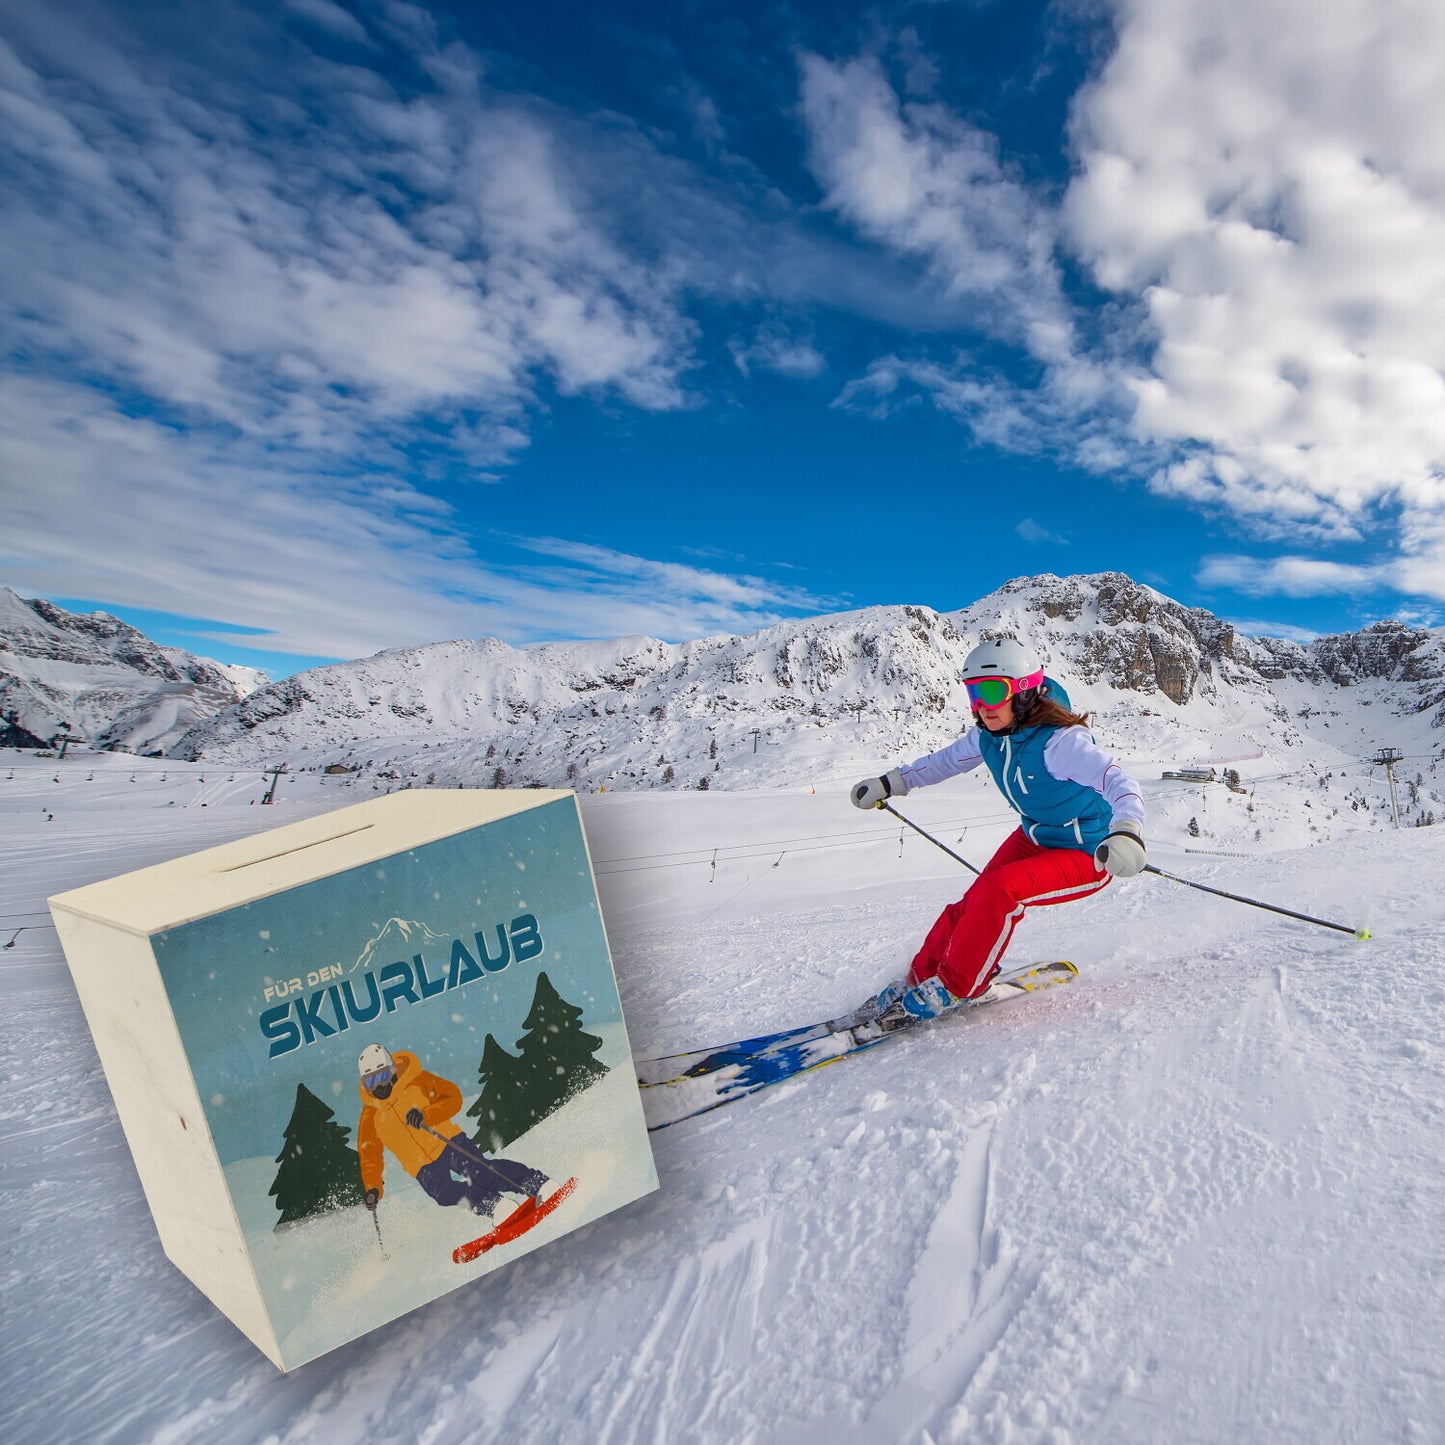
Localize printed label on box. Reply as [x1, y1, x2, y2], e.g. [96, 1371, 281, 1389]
[148, 796, 653, 1364]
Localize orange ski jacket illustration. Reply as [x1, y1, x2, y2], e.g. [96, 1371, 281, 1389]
[357, 1049, 464, 1197]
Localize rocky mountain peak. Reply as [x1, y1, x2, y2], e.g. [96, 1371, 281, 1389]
[953, 572, 1254, 706]
[9, 577, 1445, 789]
[1311, 621, 1443, 686]
[0, 587, 267, 754]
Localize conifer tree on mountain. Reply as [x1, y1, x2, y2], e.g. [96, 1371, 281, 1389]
[269, 1083, 364, 1226]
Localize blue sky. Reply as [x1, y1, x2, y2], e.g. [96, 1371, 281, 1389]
[4, 0, 1444, 679]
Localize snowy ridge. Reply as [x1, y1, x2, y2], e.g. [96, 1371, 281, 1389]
[158, 573, 1445, 837]
[0, 587, 266, 755]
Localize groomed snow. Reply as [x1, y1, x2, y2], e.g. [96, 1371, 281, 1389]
[3, 751, 1444, 1443]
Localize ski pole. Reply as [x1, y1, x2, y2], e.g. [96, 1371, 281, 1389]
[369, 1203, 388, 1260]
[878, 801, 981, 876]
[1142, 865, 1371, 939]
[419, 1122, 536, 1195]
[881, 803, 1370, 939]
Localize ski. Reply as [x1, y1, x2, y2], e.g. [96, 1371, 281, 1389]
[633, 1004, 881, 1088]
[452, 1176, 578, 1264]
[634, 959, 1073, 1088]
[639, 961, 1078, 1131]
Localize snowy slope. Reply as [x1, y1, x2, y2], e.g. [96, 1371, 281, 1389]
[4, 753, 1444, 1443]
[0, 587, 266, 754]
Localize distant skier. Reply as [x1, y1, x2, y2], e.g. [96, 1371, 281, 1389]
[851, 638, 1147, 1022]
[356, 1044, 547, 1218]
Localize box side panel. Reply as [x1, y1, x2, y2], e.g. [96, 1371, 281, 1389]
[49, 905, 283, 1369]
[143, 795, 656, 1368]
[48, 789, 574, 937]
[567, 795, 648, 1083]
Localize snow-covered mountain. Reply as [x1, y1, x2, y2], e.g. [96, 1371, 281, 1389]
[169, 572, 1445, 814]
[0, 587, 267, 755]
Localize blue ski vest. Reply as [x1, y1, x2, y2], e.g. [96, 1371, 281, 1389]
[975, 680, 1111, 853]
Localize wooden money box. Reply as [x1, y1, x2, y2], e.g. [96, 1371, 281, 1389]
[49, 789, 657, 1370]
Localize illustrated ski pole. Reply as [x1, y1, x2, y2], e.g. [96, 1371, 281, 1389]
[1142, 865, 1371, 939]
[878, 801, 981, 876]
[369, 1203, 388, 1260]
[418, 1122, 539, 1196]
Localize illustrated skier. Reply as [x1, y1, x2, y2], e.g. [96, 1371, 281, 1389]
[356, 1043, 548, 1219]
[851, 637, 1147, 1022]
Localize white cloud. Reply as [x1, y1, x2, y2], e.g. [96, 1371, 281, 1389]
[1197, 553, 1381, 599]
[497, 536, 840, 639]
[728, 324, 825, 379]
[0, 375, 831, 658]
[798, 52, 1071, 361]
[284, 0, 375, 45]
[796, 50, 1147, 473]
[0, 1, 842, 653]
[1017, 518, 1069, 546]
[801, 10, 1445, 608]
[9, 0, 1445, 649]
[0, 17, 703, 456]
[1066, 0, 1445, 596]
[1222, 618, 1321, 645]
[831, 351, 1124, 463]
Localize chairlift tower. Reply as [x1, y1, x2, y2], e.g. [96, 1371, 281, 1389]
[1371, 747, 1404, 828]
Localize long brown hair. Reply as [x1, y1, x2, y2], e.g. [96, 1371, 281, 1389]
[1019, 691, 1090, 729]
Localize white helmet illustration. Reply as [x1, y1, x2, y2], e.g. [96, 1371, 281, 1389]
[358, 1043, 394, 1079]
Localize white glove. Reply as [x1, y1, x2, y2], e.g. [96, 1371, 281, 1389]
[851, 768, 908, 810]
[1095, 819, 1146, 878]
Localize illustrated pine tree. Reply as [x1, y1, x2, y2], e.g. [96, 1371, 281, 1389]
[518, 971, 608, 1107]
[467, 1031, 533, 1153]
[269, 1083, 365, 1226]
[468, 972, 608, 1148]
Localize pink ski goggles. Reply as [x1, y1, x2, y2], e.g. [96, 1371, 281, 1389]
[964, 669, 1044, 709]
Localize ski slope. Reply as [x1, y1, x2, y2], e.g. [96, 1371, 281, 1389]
[3, 751, 1444, 1443]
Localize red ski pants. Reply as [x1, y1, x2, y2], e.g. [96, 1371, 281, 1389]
[909, 829, 1112, 999]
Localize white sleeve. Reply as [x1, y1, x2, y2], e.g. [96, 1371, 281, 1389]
[898, 730, 984, 791]
[1043, 728, 1146, 829]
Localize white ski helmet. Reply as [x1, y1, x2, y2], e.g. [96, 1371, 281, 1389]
[358, 1043, 394, 1079]
[962, 637, 1043, 681]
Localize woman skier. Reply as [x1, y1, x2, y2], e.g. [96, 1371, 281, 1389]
[850, 637, 1147, 1023]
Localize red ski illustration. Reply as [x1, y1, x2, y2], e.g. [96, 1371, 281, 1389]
[453, 1176, 579, 1264]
